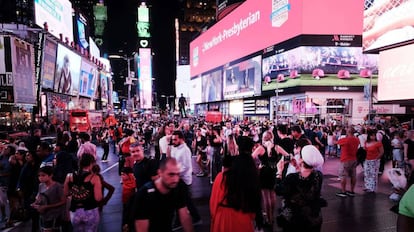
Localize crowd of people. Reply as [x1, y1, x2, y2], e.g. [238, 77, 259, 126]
[0, 116, 414, 231]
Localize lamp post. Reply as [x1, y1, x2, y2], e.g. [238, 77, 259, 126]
[108, 53, 136, 112]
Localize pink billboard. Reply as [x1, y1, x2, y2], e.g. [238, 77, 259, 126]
[190, 0, 363, 78]
[139, 48, 152, 109]
[378, 43, 414, 101]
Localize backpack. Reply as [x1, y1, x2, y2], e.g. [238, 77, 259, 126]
[121, 138, 132, 155]
[380, 131, 392, 160]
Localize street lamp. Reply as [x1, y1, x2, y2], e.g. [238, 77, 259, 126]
[108, 53, 136, 112]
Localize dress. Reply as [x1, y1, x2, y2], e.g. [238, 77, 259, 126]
[210, 172, 255, 232]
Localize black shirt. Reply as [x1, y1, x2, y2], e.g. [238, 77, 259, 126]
[133, 181, 187, 232]
[133, 158, 158, 190]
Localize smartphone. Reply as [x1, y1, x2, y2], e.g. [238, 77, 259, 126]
[284, 155, 291, 162]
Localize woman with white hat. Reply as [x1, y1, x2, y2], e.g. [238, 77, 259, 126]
[275, 145, 325, 232]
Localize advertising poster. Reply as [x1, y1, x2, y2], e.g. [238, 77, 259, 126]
[0, 36, 14, 103]
[138, 48, 152, 109]
[41, 37, 57, 90]
[190, 0, 363, 78]
[261, 46, 378, 92]
[54, 44, 82, 95]
[201, 69, 223, 103]
[79, 59, 97, 98]
[0, 36, 6, 73]
[100, 73, 109, 102]
[0, 73, 14, 103]
[223, 54, 262, 99]
[11, 38, 36, 104]
[363, 0, 414, 52]
[34, 0, 74, 42]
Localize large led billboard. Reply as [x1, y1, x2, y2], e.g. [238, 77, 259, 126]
[79, 59, 98, 98]
[223, 54, 261, 99]
[138, 48, 152, 109]
[11, 37, 36, 104]
[261, 46, 378, 92]
[41, 37, 57, 90]
[378, 43, 414, 101]
[363, 0, 414, 52]
[100, 72, 109, 102]
[201, 68, 223, 103]
[190, 0, 363, 78]
[34, 0, 74, 43]
[54, 44, 82, 96]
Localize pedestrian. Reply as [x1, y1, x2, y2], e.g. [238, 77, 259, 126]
[210, 154, 261, 232]
[31, 166, 65, 231]
[336, 128, 360, 197]
[63, 153, 102, 232]
[275, 145, 325, 232]
[363, 129, 384, 193]
[77, 133, 97, 159]
[170, 130, 202, 226]
[397, 184, 414, 232]
[133, 157, 194, 232]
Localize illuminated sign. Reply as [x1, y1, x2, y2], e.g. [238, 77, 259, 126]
[138, 48, 152, 109]
[190, 0, 363, 78]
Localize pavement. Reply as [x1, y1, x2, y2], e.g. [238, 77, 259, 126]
[3, 146, 401, 232]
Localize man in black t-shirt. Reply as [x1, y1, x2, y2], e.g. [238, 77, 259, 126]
[133, 157, 193, 232]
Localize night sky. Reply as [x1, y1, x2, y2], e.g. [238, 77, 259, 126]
[105, 0, 181, 104]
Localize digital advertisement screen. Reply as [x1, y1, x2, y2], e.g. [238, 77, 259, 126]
[363, 0, 414, 52]
[190, 0, 363, 78]
[138, 48, 152, 109]
[261, 46, 378, 92]
[54, 44, 82, 96]
[378, 43, 414, 101]
[223, 54, 262, 99]
[34, 0, 74, 43]
[11, 37, 36, 104]
[79, 59, 98, 98]
[76, 13, 89, 49]
[100, 73, 109, 102]
[201, 69, 223, 103]
[41, 37, 57, 90]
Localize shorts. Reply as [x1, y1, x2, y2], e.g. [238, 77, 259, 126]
[393, 149, 403, 161]
[338, 160, 357, 178]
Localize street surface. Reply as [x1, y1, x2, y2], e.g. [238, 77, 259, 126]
[5, 145, 399, 232]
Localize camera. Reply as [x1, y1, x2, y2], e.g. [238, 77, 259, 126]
[284, 155, 291, 162]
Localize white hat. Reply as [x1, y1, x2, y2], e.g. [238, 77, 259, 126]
[301, 145, 324, 168]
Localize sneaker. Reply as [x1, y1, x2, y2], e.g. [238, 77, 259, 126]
[345, 191, 355, 197]
[336, 192, 348, 198]
[172, 224, 182, 231]
[196, 172, 206, 177]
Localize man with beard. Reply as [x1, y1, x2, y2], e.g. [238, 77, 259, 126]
[133, 158, 193, 232]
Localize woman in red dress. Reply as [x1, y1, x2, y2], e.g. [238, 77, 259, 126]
[210, 154, 261, 232]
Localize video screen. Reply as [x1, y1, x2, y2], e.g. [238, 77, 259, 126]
[41, 37, 57, 90]
[79, 59, 98, 98]
[363, 0, 414, 52]
[378, 43, 414, 101]
[54, 44, 82, 96]
[100, 73, 109, 102]
[223, 55, 262, 99]
[262, 46, 378, 92]
[201, 69, 223, 103]
[34, 0, 74, 42]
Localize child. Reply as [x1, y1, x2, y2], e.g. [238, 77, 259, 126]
[31, 166, 66, 231]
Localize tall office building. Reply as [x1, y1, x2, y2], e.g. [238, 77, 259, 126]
[177, 0, 216, 65]
[0, 0, 34, 25]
